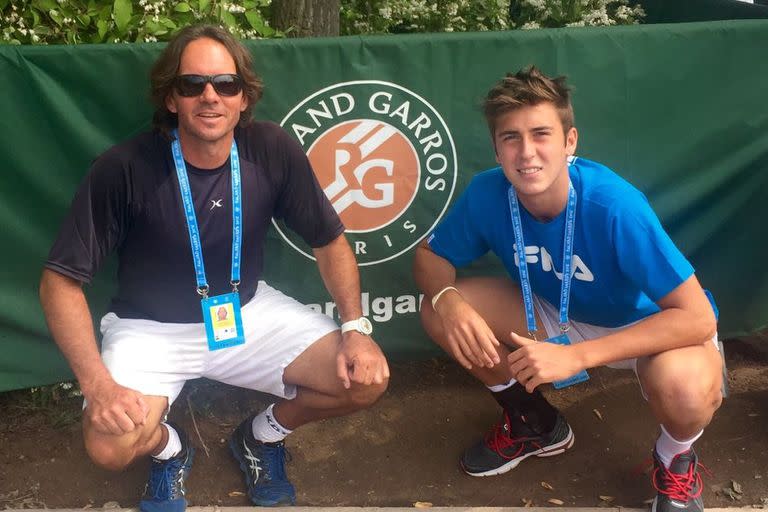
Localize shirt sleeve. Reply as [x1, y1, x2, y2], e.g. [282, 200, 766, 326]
[611, 190, 694, 302]
[427, 179, 490, 268]
[44, 152, 128, 283]
[271, 128, 344, 248]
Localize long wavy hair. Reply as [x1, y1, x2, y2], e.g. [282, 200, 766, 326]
[149, 25, 263, 136]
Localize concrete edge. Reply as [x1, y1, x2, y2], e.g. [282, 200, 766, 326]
[18, 508, 757, 512]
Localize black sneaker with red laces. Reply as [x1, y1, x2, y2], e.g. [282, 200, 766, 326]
[460, 410, 574, 477]
[651, 448, 704, 512]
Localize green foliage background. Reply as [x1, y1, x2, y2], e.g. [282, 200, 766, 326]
[2, 0, 644, 45]
[0, 0, 277, 44]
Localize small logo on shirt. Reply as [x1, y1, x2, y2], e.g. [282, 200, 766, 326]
[210, 199, 223, 211]
[277, 80, 457, 266]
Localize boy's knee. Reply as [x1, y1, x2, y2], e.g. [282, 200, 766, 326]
[646, 369, 722, 417]
[419, 302, 445, 347]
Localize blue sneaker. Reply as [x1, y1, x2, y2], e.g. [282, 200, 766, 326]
[229, 416, 296, 506]
[139, 424, 194, 512]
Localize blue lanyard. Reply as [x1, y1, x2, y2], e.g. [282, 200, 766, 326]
[171, 130, 242, 298]
[507, 182, 577, 338]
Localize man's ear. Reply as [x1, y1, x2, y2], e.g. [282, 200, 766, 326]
[165, 93, 178, 114]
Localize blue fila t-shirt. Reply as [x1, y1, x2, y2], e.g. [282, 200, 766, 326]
[428, 157, 699, 328]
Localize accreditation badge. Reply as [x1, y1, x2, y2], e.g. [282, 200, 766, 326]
[546, 333, 590, 389]
[201, 292, 245, 351]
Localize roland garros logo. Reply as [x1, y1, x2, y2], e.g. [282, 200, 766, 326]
[275, 80, 457, 266]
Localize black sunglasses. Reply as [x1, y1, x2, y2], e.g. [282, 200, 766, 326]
[174, 74, 244, 97]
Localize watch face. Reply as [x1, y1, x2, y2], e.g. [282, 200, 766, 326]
[359, 317, 373, 335]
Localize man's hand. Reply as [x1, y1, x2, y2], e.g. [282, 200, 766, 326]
[435, 293, 500, 370]
[507, 332, 584, 392]
[83, 378, 150, 435]
[335, 331, 390, 389]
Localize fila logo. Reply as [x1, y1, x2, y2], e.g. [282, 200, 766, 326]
[277, 80, 457, 266]
[513, 244, 594, 282]
[210, 199, 223, 210]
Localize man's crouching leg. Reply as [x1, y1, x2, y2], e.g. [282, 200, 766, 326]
[83, 395, 169, 471]
[84, 396, 194, 512]
[281, 330, 389, 421]
[638, 340, 723, 512]
[229, 330, 388, 506]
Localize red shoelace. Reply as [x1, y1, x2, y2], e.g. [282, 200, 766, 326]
[652, 458, 707, 502]
[484, 413, 543, 460]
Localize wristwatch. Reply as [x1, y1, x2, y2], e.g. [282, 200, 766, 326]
[340, 316, 373, 336]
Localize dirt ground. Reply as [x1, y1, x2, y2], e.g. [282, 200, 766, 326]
[1, 337, 767, 510]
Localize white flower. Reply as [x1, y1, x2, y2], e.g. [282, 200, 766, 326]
[524, 0, 546, 10]
[521, 21, 540, 29]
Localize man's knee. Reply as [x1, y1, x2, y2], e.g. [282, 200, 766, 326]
[83, 423, 160, 471]
[346, 379, 389, 409]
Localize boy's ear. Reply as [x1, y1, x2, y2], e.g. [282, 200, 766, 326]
[565, 126, 578, 155]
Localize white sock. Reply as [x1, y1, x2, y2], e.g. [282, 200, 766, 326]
[154, 423, 182, 460]
[487, 377, 518, 393]
[655, 424, 703, 469]
[251, 404, 292, 443]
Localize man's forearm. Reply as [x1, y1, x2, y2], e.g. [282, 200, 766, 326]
[39, 269, 111, 395]
[313, 235, 363, 322]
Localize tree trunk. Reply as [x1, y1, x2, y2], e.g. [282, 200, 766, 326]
[271, 0, 340, 38]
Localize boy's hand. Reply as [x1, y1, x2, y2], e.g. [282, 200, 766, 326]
[507, 332, 584, 392]
[435, 293, 500, 370]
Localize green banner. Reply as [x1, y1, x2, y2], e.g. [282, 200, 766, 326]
[2, 20, 767, 391]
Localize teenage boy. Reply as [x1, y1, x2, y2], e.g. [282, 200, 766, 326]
[413, 66, 722, 512]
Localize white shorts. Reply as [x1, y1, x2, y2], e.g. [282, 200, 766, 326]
[99, 281, 338, 406]
[533, 295, 719, 375]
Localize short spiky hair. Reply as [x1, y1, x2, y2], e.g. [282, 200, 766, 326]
[483, 66, 574, 137]
[149, 24, 263, 136]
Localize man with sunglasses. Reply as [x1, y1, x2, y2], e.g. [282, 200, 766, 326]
[40, 24, 389, 511]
